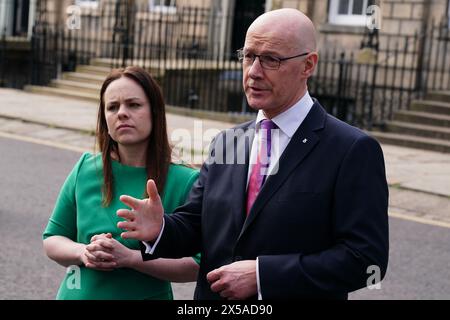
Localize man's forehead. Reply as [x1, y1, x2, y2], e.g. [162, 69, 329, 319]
[245, 31, 288, 47]
[244, 33, 299, 54]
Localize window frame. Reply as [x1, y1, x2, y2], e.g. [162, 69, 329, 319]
[74, 0, 99, 9]
[328, 0, 371, 26]
[149, 0, 177, 14]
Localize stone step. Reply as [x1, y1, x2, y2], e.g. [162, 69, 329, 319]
[50, 79, 100, 95]
[426, 91, 450, 104]
[394, 110, 450, 127]
[384, 121, 450, 141]
[90, 57, 175, 72]
[24, 85, 98, 103]
[75, 64, 112, 76]
[90, 58, 117, 68]
[62, 72, 106, 85]
[370, 131, 450, 153]
[410, 99, 450, 116]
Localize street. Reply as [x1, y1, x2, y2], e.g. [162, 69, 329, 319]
[1, 135, 449, 299]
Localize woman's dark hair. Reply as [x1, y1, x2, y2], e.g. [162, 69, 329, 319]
[96, 66, 171, 206]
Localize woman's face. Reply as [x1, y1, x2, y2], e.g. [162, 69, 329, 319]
[104, 77, 152, 148]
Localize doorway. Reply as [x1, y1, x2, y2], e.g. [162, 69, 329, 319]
[12, 0, 30, 36]
[231, 0, 266, 56]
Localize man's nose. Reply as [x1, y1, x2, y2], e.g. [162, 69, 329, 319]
[248, 56, 264, 78]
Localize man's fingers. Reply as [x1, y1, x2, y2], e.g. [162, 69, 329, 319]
[117, 220, 136, 231]
[121, 230, 140, 240]
[206, 269, 221, 283]
[119, 195, 141, 210]
[209, 279, 226, 293]
[147, 179, 160, 202]
[117, 209, 135, 222]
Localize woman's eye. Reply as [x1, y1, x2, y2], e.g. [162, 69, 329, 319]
[107, 105, 118, 111]
[130, 103, 141, 108]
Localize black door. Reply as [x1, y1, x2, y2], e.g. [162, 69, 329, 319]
[12, 0, 30, 36]
[112, 0, 136, 66]
[231, 0, 266, 57]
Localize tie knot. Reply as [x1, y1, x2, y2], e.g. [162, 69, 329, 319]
[260, 119, 276, 131]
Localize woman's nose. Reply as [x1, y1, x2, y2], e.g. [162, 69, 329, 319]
[117, 105, 129, 118]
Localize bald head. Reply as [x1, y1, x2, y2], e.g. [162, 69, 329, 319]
[246, 8, 317, 53]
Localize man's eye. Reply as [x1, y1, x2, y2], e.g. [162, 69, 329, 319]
[262, 56, 278, 63]
[244, 53, 254, 60]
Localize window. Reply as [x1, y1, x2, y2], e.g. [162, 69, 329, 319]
[329, 0, 374, 26]
[75, 0, 98, 9]
[149, 0, 177, 14]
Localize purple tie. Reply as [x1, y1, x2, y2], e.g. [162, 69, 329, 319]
[246, 119, 276, 215]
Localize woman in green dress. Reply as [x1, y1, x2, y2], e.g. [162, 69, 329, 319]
[43, 66, 199, 299]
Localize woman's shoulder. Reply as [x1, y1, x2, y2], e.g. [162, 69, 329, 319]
[72, 152, 103, 177]
[168, 163, 199, 180]
[162, 163, 199, 208]
[165, 163, 199, 193]
[76, 152, 102, 167]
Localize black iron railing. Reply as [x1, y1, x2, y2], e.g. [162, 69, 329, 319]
[7, 0, 450, 129]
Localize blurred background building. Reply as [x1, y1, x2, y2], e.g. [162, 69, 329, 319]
[1, 0, 449, 152]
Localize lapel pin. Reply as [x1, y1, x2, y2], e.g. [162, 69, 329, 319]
[302, 138, 308, 144]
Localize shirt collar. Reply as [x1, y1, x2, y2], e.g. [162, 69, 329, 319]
[255, 91, 314, 138]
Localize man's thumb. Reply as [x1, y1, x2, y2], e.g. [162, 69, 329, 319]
[147, 179, 160, 201]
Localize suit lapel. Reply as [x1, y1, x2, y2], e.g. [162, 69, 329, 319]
[238, 102, 327, 238]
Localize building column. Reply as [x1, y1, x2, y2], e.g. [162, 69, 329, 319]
[27, 0, 37, 38]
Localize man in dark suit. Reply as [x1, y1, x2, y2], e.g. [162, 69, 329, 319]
[117, 8, 389, 299]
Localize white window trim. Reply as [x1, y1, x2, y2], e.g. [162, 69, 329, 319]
[149, 0, 177, 14]
[329, 0, 369, 26]
[75, 0, 98, 9]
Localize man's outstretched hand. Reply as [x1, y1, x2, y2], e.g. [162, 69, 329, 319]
[117, 179, 164, 242]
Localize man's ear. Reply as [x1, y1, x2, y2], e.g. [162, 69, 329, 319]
[303, 52, 318, 77]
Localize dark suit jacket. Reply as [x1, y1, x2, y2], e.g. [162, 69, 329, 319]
[141, 101, 389, 299]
